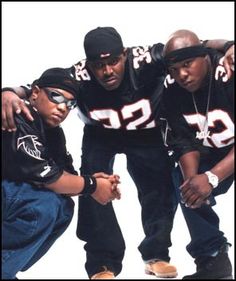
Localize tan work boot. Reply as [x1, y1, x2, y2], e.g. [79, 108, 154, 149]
[145, 260, 178, 278]
[90, 270, 115, 279]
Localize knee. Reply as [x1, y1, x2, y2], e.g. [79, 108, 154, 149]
[34, 191, 74, 227]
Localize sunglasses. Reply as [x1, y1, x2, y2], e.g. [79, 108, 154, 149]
[43, 88, 77, 110]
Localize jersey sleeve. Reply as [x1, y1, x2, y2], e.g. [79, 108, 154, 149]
[129, 43, 166, 76]
[66, 61, 92, 82]
[45, 126, 78, 176]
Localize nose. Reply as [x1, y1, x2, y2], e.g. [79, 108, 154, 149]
[57, 103, 67, 112]
[103, 64, 113, 76]
[179, 68, 188, 82]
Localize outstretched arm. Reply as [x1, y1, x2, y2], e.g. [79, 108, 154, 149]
[2, 87, 34, 131]
[204, 39, 234, 78]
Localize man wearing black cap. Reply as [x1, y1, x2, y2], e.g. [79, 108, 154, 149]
[162, 29, 234, 279]
[2, 67, 121, 279]
[73, 26, 178, 279]
[1, 27, 234, 279]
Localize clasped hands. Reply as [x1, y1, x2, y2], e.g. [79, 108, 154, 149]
[179, 173, 213, 209]
[92, 172, 121, 205]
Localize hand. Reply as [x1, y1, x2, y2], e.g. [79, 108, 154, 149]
[2, 91, 34, 131]
[93, 172, 120, 182]
[180, 174, 213, 209]
[91, 175, 121, 205]
[93, 172, 121, 200]
[223, 44, 234, 79]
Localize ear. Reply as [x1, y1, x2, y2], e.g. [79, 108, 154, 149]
[122, 48, 128, 57]
[31, 85, 40, 100]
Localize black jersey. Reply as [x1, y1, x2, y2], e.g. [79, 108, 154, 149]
[2, 102, 77, 186]
[67, 44, 166, 130]
[163, 50, 234, 161]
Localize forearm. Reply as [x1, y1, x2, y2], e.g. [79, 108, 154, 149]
[2, 86, 27, 98]
[204, 39, 234, 52]
[210, 146, 234, 182]
[179, 151, 200, 180]
[45, 172, 85, 195]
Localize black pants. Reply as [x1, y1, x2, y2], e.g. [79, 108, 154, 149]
[172, 159, 234, 259]
[76, 126, 177, 277]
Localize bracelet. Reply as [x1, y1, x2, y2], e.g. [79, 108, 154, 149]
[81, 175, 97, 196]
[2, 87, 17, 94]
[223, 40, 234, 53]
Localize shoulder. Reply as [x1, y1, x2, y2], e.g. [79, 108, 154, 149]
[127, 44, 166, 83]
[128, 43, 164, 67]
[213, 54, 234, 85]
[69, 59, 93, 83]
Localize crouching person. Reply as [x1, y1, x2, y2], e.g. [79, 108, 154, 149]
[2, 67, 121, 279]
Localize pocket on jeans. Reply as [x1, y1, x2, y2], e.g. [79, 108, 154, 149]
[3, 197, 38, 248]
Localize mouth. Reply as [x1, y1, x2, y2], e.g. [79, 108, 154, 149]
[52, 114, 63, 122]
[104, 77, 117, 84]
[182, 80, 192, 87]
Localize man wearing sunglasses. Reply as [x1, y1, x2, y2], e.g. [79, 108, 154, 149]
[1, 27, 234, 279]
[2, 67, 121, 279]
[43, 87, 77, 111]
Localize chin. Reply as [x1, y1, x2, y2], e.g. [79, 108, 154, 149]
[185, 84, 199, 93]
[104, 83, 120, 91]
[106, 86, 118, 91]
[45, 120, 59, 128]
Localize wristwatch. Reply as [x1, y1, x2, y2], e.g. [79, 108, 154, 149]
[204, 171, 219, 188]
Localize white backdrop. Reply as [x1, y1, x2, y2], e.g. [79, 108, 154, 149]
[2, 2, 234, 279]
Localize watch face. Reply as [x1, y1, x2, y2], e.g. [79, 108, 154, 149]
[210, 176, 218, 186]
[205, 172, 219, 188]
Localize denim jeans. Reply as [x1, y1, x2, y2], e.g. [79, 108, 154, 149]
[172, 164, 234, 259]
[2, 180, 74, 279]
[76, 126, 177, 277]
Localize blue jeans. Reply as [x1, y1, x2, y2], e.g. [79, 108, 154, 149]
[77, 126, 177, 277]
[172, 164, 233, 259]
[2, 180, 74, 279]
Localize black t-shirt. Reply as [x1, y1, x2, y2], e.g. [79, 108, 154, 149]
[2, 102, 77, 186]
[162, 50, 234, 161]
[67, 44, 166, 130]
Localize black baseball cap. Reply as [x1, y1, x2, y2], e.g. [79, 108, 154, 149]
[32, 67, 79, 98]
[84, 26, 124, 61]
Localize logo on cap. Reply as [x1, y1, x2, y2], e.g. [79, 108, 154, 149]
[100, 53, 111, 59]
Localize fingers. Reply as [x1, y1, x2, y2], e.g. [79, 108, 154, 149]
[109, 174, 121, 184]
[222, 53, 234, 79]
[101, 185, 121, 205]
[112, 185, 121, 200]
[3, 104, 18, 131]
[92, 173, 121, 185]
[181, 192, 198, 208]
[224, 63, 232, 80]
[182, 192, 211, 209]
[21, 100, 34, 121]
[2, 99, 34, 131]
[93, 172, 110, 179]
